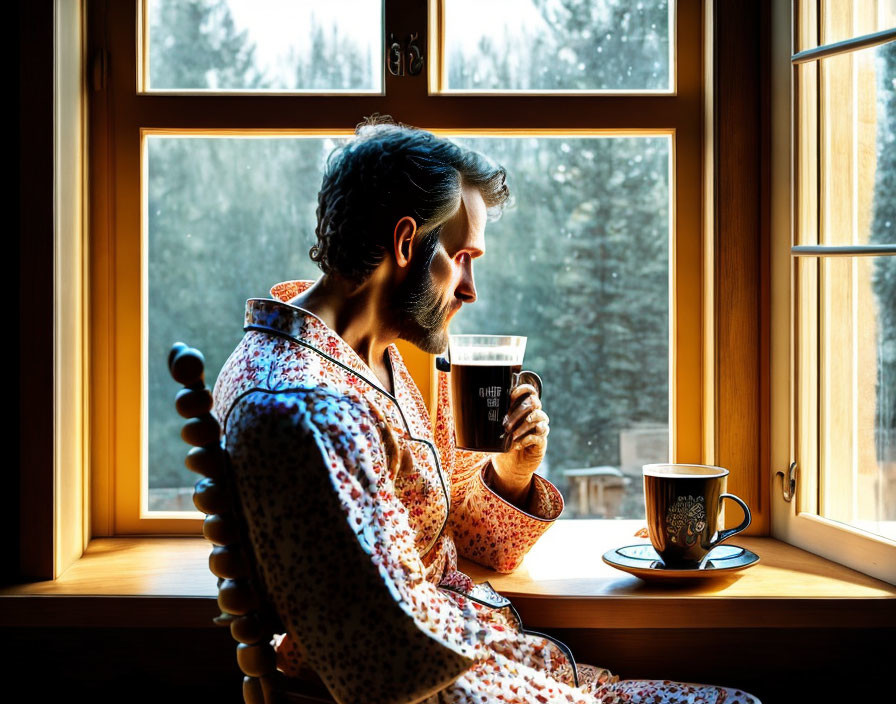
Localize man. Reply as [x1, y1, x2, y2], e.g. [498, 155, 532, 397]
[212, 116, 760, 704]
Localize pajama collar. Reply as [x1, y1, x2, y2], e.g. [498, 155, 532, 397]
[244, 278, 399, 399]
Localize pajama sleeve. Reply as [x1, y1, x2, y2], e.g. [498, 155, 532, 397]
[224, 386, 492, 704]
[434, 370, 565, 574]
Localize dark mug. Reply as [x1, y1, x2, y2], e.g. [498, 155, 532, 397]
[643, 463, 751, 568]
[436, 334, 542, 453]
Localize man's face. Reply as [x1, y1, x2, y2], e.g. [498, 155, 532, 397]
[391, 184, 487, 354]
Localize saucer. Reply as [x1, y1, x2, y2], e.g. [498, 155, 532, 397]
[602, 543, 759, 581]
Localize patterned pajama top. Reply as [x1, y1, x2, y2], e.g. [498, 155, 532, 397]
[211, 279, 760, 704]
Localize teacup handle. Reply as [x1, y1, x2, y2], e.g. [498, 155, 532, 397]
[708, 494, 752, 548]
[512, 370, 543, 398]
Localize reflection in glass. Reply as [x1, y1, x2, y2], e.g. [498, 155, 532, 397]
[821, 41, 896, 246]
[820, 256, 896, 541]
[796, 57, 819, 246]
[146, 0, 382, 92]
[797, 0, 818, 53]
[443, 0, 672, 92]
[146, 135, 670, 520]
[821, 0, 896, 47]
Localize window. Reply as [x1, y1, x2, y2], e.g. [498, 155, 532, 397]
[772, 0, 896, 583]
[88, 0, 729, 536]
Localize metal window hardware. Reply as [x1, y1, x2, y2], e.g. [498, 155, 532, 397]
[777, 462, 797, 503]
[387, 33, 424, 77]
[791, 245, 896, 257]
[791, 27, 896, 65]
[387, 34, 403, 76]
[406, 33, 424, 75]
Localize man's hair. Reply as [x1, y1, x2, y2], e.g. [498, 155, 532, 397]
[309, 114, 512, 285]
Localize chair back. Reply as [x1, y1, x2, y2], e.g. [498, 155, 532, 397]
[168, 342, 334, 704]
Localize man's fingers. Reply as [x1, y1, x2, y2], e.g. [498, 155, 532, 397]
[503, 393, 542, 431]
[511, 413, 549, 442]
[513, 433, 546, 452]
[509, 383, 539, 404]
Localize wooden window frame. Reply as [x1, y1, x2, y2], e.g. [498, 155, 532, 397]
[15, 0, 773, 577]
[14, 0, 90, 582]
[770, 0, 896, 585]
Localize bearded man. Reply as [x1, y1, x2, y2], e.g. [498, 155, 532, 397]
[211, 116, 760, 704]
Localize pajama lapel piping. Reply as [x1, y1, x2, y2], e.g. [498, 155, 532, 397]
[241, 322, 452, 558]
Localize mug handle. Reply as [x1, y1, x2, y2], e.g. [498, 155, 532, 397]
[708, 494, 752, 548]
[437, 358, 543, 398]
[512, 370, 543, 398]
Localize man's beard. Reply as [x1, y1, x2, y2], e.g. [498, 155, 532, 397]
[390, 231, 453, 355]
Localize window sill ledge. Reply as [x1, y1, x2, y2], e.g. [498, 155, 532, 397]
[458, 520, 896, 629]
[1, 520, 893, 629]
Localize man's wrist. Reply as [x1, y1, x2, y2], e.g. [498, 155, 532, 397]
[484, 458, 534, 510]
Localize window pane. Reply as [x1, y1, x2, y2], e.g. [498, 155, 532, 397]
[818, 41, 896, 245]
[820, 255, 896, 541]
[146, 135, 671, 519]
[146, 136, 338, 511]
[442, 0, 673, 92]
[450, 136, 671, 519]
[797, 59, 819, 246]
[146, 0, 382, 92]
[821, 0, 896, 47]
[797, 0, 818, 53]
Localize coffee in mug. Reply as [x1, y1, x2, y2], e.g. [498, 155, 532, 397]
[438, 335, 542, 453]
[643, 463, 751, 568]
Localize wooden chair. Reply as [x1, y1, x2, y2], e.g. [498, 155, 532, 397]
[168, 342, 336, 704]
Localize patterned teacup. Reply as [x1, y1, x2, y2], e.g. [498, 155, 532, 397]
[643, 464, 751, 568]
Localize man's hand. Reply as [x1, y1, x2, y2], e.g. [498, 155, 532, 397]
[489, 383, 550, 507]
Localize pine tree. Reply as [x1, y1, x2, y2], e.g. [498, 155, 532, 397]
[451, 2, 671, 514]
[149, 0, 266, 90]
[148, 1, 368, 499]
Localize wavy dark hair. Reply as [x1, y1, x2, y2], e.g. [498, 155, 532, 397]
[310, 115, 512, 285]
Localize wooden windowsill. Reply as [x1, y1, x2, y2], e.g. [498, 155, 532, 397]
[2, 520, 893, 629]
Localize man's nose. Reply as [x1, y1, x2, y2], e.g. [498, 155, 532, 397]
[456, 254, 477, 303]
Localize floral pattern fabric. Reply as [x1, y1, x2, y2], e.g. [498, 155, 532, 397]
[212, 279, 760, 704]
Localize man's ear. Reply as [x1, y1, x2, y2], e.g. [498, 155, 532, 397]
[393, 216, 418, 269]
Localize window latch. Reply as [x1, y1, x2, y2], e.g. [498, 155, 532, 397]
[777, 462, 797, 503]
[386, 33, 424, 77]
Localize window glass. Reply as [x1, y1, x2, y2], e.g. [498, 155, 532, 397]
[796, 58, 819, 246]
[820, 42, 895, 246]
[146, 0, 382, 92]
[442, 0, 673, 92]
[819, 256, 896, 540]
[797, 0, 818, 53]
[821, 0, 896, 46]
[798, 7, 896, 543]
[146, 136, 339, 511]
[146, 135, 671, 519]
[451, 136, 671, 519]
